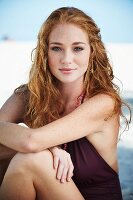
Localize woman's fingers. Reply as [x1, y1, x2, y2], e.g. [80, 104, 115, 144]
[56, 162, 64, 181]
[53, 155, 59, 169]
[59, 155, 74, 183]
[61, 166, 68, 183]
[50, 147, 74, 183]
[67, 157, 74, 182]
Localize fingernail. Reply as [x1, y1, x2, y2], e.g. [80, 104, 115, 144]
[61, 179, 65, 183]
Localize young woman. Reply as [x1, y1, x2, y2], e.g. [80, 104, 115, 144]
[0, 7, 130, 200]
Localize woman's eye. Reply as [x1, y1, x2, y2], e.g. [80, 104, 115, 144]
[74, 47, 84, 52]
[51, 47, 62, 51]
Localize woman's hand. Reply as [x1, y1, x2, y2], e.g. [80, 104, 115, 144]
[49, 146, 74, 183]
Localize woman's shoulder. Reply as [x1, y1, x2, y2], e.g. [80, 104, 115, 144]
[14, 84, 30, 103]
[84, 93, 116, 111]
[14, 84, 29, 95]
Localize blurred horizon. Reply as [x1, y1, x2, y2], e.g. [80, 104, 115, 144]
[0, 41, 133, 106]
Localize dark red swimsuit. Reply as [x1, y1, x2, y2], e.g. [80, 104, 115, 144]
[61, 94, 123, 200]
[62, 138, 123, 200]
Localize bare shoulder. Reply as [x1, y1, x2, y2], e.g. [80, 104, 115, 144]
[83, 94, 115, 120]
[86, 93, 115, 108]
[0, 85, 29, 123]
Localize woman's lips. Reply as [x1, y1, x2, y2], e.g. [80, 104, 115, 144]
[59, 68, 76, 74]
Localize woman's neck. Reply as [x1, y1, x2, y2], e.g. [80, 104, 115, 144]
[57, 81, 84, 111]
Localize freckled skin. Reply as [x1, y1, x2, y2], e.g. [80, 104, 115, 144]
[48, 23, 91, 84]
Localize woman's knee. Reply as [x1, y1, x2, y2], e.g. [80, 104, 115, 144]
[6, 149, 53, 175]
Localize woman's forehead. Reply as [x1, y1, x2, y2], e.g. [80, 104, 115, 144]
[48, 23, 89, 44]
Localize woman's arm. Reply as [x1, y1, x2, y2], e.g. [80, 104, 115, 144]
[0, 94, 115, 153]
[30, 94, 115, 151]
[0, 121, 31, 152]
[0, 92, 26, 158]
[0, 91, 74, 183]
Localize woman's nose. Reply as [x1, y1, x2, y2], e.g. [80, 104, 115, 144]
[60, 50, 73, 65]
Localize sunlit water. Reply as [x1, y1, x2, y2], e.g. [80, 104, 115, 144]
[118, 94, 133, 199]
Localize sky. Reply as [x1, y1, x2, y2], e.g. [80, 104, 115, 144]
[0, 0, 133, 43]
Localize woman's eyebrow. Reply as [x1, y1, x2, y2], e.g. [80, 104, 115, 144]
[49, 42, 62, 45]
[49, 42, 87, 45]
[72, 42, 87, 45]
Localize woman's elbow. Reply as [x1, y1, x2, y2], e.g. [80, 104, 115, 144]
[21, 130, 40, 153]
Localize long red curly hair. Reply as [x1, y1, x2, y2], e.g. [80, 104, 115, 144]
[15, 7, 131, 128]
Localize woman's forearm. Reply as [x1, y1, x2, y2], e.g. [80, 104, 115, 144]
[0, 121, 31, 153]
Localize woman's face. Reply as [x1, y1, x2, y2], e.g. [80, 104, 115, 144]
[48, 23, 90, 84]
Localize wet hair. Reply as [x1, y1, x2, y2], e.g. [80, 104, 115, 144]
[15, 7, 131, 129]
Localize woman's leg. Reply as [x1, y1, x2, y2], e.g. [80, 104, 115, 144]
[0, 153, 36, 200]
[0, 150, 85, 200]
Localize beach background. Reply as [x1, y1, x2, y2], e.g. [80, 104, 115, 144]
[0, 1, 133, 199]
